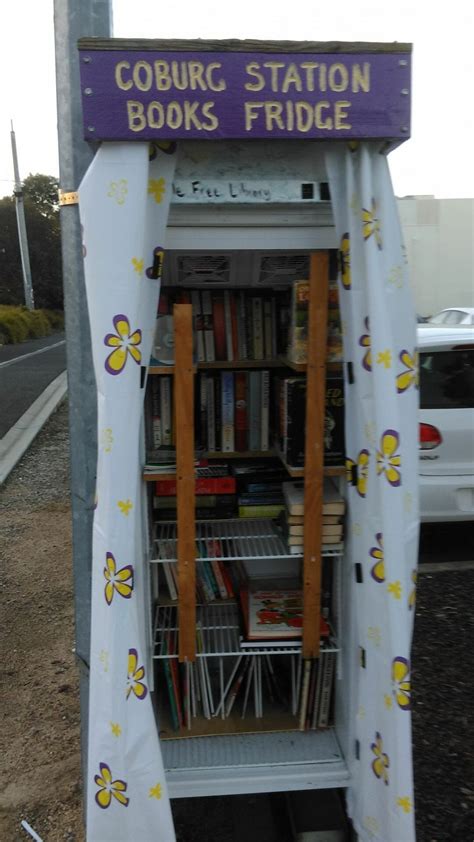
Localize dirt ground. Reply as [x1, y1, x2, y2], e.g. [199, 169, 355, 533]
[0, 403, 83, 842]
[1, 402, 473, 842]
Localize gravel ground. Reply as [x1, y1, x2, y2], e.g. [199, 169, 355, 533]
[1, 402, 473, 841]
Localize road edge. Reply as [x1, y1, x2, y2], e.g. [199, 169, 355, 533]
[0, 370, 68, 485]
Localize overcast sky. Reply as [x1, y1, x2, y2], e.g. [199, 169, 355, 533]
[1, 0, 473, 199]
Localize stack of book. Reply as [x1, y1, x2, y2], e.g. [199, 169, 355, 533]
[197, 370, 271, 453]
[275, 376, 345, 468]
[280, 479, 345, 553]
[297, 644, 336, 731]
[154, 287, 291, 364]
[153, 464, 237, 520]
[148, 374, 174, 450]
[159, 540, 246, 604]
[231, 460, 288, 518]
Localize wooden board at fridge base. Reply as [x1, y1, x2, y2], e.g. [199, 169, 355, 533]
[79, 39, 411, 141]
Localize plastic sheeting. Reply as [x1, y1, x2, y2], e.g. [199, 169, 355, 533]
[326, 143, 418, 842]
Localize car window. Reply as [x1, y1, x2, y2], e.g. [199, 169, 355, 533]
[429, 312, 449, 324]
[420, 349, 474, 408]
[443, 310, 464, 325]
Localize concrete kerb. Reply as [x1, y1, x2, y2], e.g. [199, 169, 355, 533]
[0, 370, 68, 485]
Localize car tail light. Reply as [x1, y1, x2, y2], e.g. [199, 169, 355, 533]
[419, 423, 442, 450]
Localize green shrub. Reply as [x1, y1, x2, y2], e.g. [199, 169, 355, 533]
[0, 305, 64, 344]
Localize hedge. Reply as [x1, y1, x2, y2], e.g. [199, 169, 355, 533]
[0, 306, 64, 344]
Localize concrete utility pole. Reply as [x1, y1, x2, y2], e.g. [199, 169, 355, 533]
[11, 123, 34, 310]
[53, 0, 113, 803]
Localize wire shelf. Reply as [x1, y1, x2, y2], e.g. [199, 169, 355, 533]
[153, 602, 340, 660]
[152, 518, 343, 563]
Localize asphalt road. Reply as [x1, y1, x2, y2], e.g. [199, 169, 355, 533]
[0, 333, 66, 438]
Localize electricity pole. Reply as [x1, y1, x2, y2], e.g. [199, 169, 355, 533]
[53, 0, 113, 807]
[11, 123, 34, 310]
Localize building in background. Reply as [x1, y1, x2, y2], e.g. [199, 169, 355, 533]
[397, 196, 474, 318]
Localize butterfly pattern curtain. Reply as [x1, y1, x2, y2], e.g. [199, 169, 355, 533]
[78, 142, 177, 842]
[325, 142, 419, 842]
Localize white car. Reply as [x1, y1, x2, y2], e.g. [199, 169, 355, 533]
[418, 326, 474, 521]
[427, 307, 474, 326]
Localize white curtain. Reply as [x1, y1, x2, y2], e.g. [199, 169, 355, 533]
[79, 142, 177, 842]
[326, 143, 419, 842]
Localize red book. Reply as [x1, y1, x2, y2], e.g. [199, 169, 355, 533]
[230, 292, 239, 360]
[212, 294, 227, 361]
[234, 371, 248, 452]
[219, 562, 235, 598]
[155, 476, 236, 496]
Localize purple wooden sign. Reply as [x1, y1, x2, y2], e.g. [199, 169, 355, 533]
[79, 49, 411, 141]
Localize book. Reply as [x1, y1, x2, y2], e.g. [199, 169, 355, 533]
[201, 291, 215, 361]
[238, 504, 285, 518]
[224, 290, 234, 361]
[263, 297, 273, 359]
[212, 294, 227, 361]
[150, 378, 162, 449]
[160, 377, 172, 446]
[237, 291, 248, 359]
[206, 376, 216, 452]
[247, 371, 261, 451]
[155, 476, 236, 496]
[287, 280, 309, 364]
[221, 372, 235, 452]
[277, 376, 345, 468]
[252, 297, 264, 360]
[282, 479, 345, 517]
[241, 588, 303, 640]
[234, 371, 248, 452]
[192, 290, 206, 363]
[318, 650, 335, 728]
[260, 370, 270, 451]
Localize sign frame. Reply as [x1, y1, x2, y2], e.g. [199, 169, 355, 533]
[78, 38, 411, 143]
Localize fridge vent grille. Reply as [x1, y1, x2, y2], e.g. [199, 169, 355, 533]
[177, 254, 231, 285]
[257, 254, 309, 285]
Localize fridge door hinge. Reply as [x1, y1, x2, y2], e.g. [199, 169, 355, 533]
[359, 647, 366, 668]
[347, 361, 354, 384]
[355, 739, 360, 760]
[355, 562, 363, 583]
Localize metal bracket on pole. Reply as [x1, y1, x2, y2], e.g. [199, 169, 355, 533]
[58, 190, 79, 206]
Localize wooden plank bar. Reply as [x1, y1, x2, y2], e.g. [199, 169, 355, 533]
[174, 304, 196, 662]
[302, 252, 329, 660]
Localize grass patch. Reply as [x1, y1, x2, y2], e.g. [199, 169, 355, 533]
[0, 305, 64, 344]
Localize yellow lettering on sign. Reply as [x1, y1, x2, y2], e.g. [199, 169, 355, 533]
[300, 62, 319, 92]
[201, 102, 219, 131]
[147, 102, 165, 129]
[205, 62, 226, 92]
[245, 102, 264, 130]
[281, 63, 303, 93]
[188, 61, 206, 91]
[352, 62, 371, 93]
[154, 61, 172, 91]
[264, 101, 284, 130]
[115, 61, 132, 91]
[295, 102, 313, 132]
[167, 101, 183, 129]
[133, 60, 153, 92]
[335, 101, 352, 130]
[127, 101, 146, 132]
[262, 61, 285, 92]
[245, 62, 265, 92]
[315, 101, 333, 130]
[170, 61, 188, 91]
[328, 63, 349, 92]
